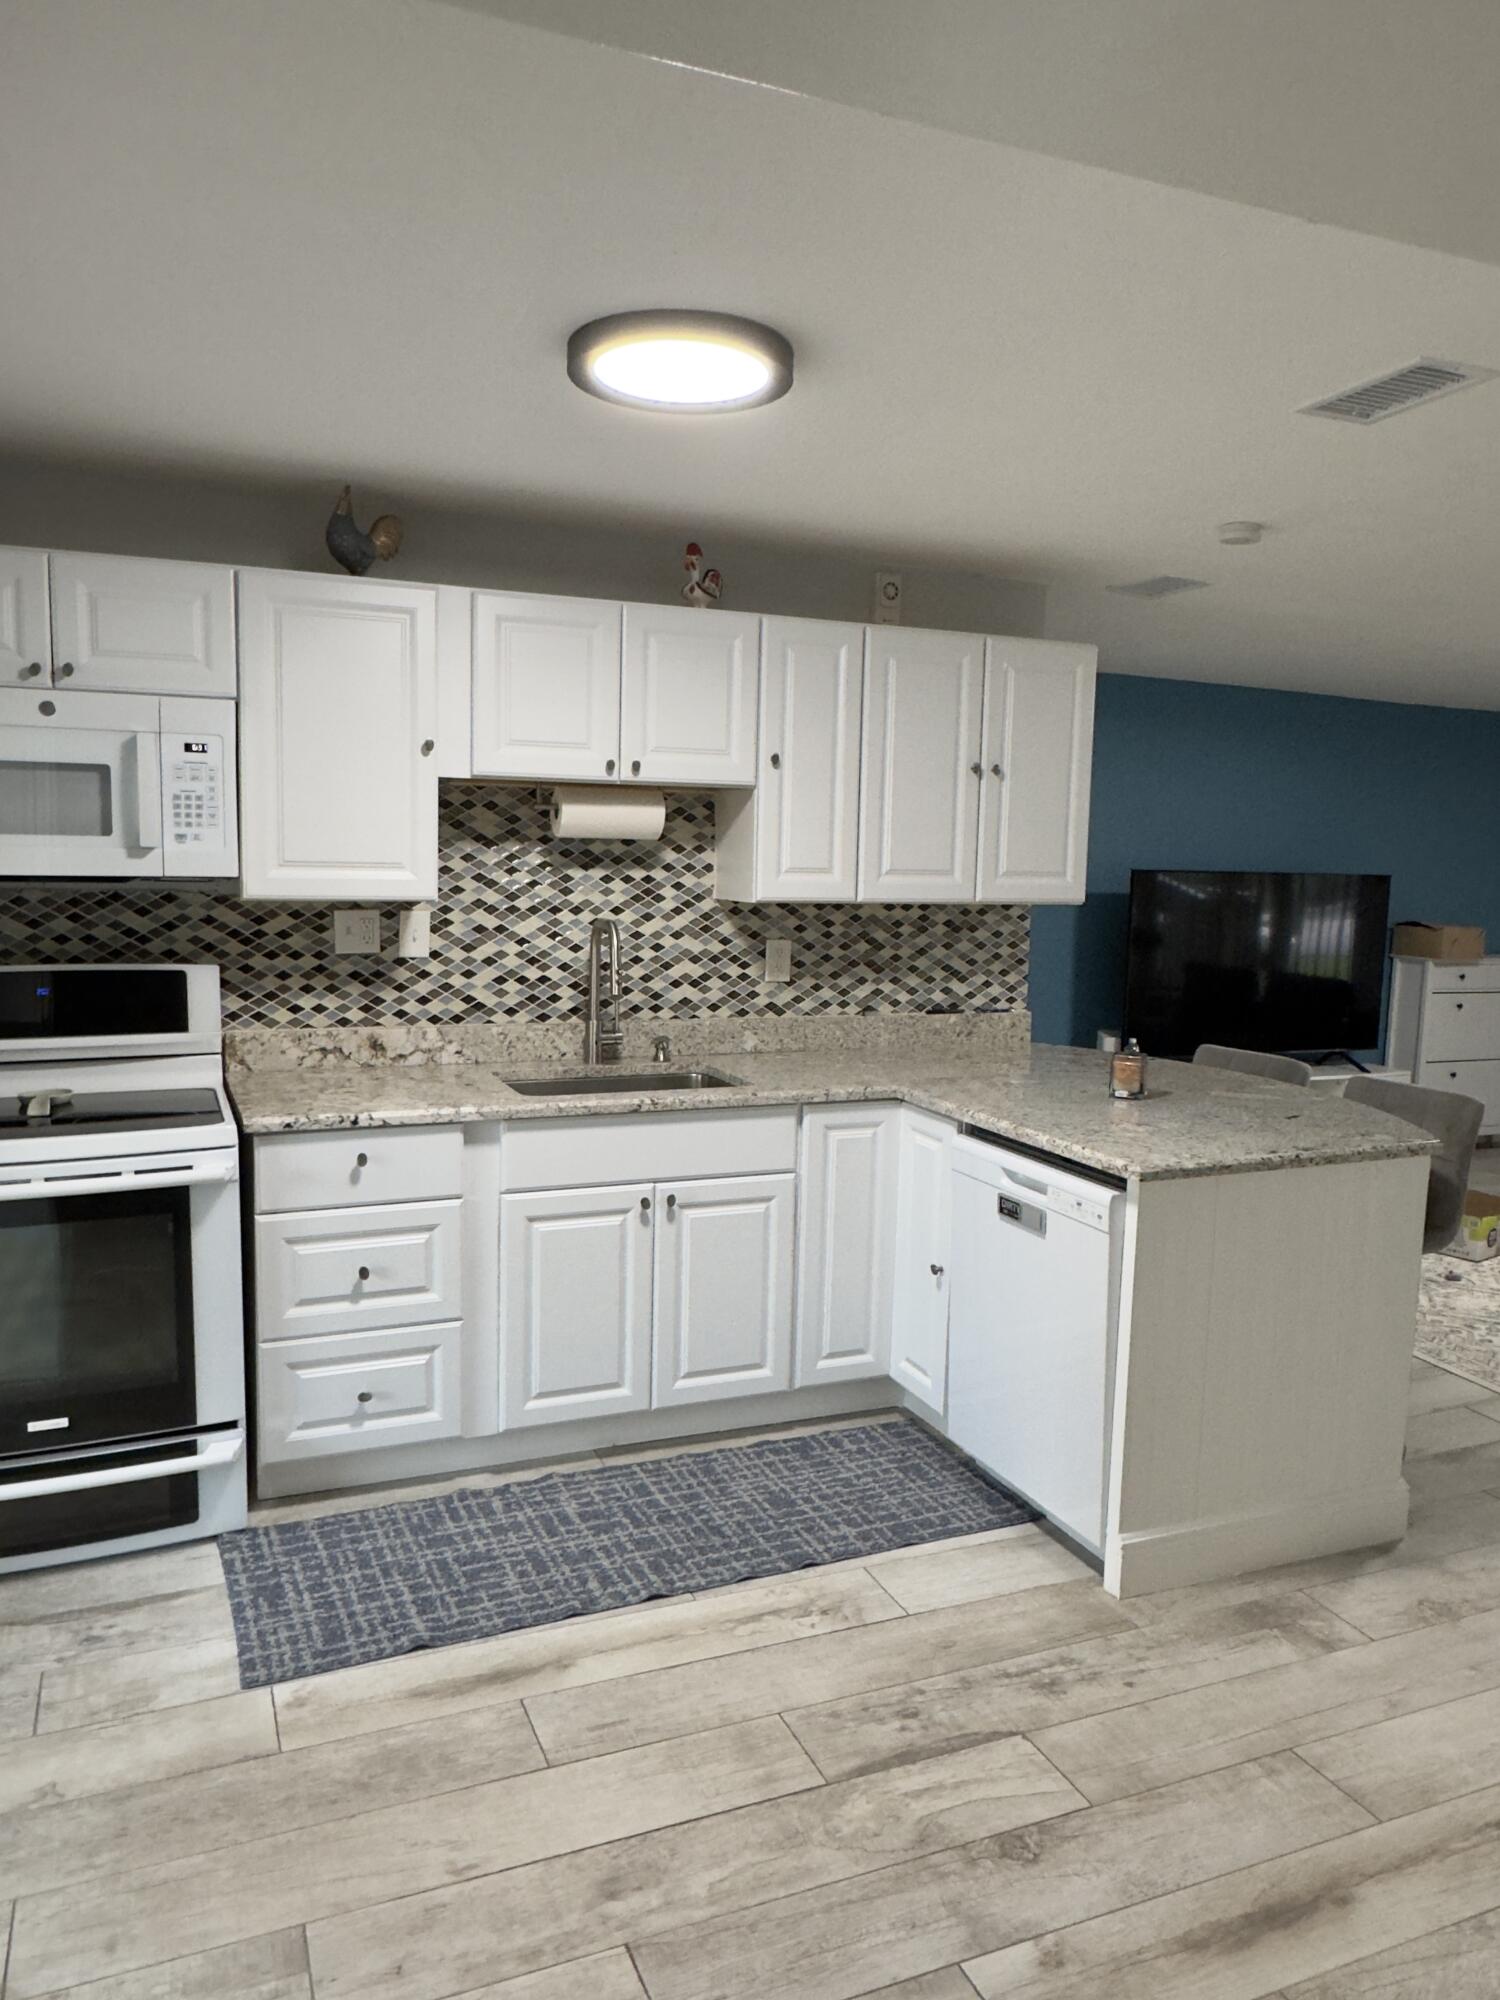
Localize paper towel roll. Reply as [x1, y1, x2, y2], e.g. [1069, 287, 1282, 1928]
[550, 784, 666, 841]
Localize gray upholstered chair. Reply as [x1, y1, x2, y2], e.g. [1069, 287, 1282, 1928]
[1192, 1044, 1313, 1086]
[1342, 1075, 1484, 1253]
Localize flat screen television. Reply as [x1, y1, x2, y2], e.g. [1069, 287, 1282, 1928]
[1124, 869, 1391, 1061]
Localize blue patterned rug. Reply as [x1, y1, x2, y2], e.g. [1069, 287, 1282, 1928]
[218, 1419, 1035, 1686]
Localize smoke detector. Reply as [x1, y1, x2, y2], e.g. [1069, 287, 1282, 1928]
[1217, 521, 1265, 546]
[1299, 358, 1497, 425]
[1105, 576, 1208, 599]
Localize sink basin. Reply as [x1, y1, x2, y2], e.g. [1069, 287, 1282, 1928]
[503, 1069, 741, 1097]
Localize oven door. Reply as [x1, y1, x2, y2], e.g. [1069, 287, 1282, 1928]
[0, 1152, 236, 1457]
[0, 688, 165, 877]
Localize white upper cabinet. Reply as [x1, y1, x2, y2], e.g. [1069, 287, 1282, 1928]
[858, 627, 985, 903]
[49, 554, 236, 697]
[471, 591, 622, 783]
[621, 603, 758, 785]
[652, 1172, 795, 1408]
[237, 570, 438, 903]
[0, 548, 51, 688]
[714, 617, 864, 903]
[977, 640, 1096, 905]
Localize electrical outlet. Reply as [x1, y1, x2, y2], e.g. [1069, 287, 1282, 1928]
[764, 937, 793, 983]
[333, 909, 382, 955]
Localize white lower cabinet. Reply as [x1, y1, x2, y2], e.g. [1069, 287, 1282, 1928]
[795, 1105, 898, 1385]
[258, 1322, 463, 1462]
[501, 1183, 656, 1427]
[255, 1200, 462, 1340]
[890, 1109, 954, 1411]
[653, 1173, 795, 1408]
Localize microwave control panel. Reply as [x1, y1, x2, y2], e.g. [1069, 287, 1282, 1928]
[168, 738, 224, 845]
[159, 698, 237, 879]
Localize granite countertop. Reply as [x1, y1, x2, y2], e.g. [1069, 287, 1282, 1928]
[227, 1038, 1438, 1183]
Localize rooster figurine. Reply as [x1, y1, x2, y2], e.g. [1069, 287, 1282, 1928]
[681, 542, 723, 608]
[325, 485, 405, 576]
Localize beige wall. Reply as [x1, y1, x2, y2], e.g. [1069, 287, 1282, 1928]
[0, 454, 1047, 637]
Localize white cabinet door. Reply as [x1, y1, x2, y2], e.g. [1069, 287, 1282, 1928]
[653, 1172, 795, 1407]
[858, 628, 985, 902]
[501, 1183, 654, 1426]
[621, 603, 758, 785]
[891, 1109, 953, 1411]
[472, 591, 622, 783]
[754, 616, 864, 900]
[237, 570, 438, 902]
[977, 639, 1096, 905]
[795, 1105, 897, 1385]
[0, 547, 50, 689]
[50, 554, 236, 696]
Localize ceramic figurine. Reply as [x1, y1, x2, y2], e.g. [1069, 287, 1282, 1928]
[681, 542, 723, 607]
[325, 485, 404, 576]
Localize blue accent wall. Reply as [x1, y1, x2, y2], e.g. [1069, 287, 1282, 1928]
[1029, 673, 1500, 1050]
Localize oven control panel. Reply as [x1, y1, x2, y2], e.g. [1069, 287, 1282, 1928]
[168, 739, 224, 847]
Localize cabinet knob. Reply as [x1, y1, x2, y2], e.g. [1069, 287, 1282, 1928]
[970, 762, 983, 778]
[38, 699, 55, 716]
[420, 739, 434, 756]
[991, 763, 1004, 778]
[666, 1192, 677, 1211]
[640, 1195, 651, 1212]
[356, 1390, 373, 1404]
[605, 758, 616, 775]
[631, 759, 642, 776]
[1452, 1071, 1459, 1079]
[355, 1151, 369, 1168]
[930, 1262, 944, 1277]
[1457, 1002, 1465, 1010]
[57, 662, 74, 679]
[22, 661, 42, 679]
[357, 1265, 370, 1282]
[769, 752, 781, 770]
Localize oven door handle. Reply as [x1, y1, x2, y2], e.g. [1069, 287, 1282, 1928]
[0, 1158, 236, 1202]
[0, 1433, 243, 1502]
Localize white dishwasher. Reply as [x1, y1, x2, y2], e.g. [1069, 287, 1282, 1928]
[948, 1128, 1123, 1555]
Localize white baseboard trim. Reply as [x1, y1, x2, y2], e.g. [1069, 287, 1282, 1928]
[1104, 1479, 1411, 1598]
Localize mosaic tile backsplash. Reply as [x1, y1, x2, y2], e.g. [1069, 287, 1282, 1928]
[0, 787, 1030, 1028]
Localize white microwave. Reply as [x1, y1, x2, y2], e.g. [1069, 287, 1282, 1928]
[0, 688, 237, 879]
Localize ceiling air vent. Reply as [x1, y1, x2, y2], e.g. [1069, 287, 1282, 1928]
[1300, 357, 1497, 424]
[1106, 576, 1208, 599]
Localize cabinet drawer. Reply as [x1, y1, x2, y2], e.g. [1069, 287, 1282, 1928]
[255, 1125, 462, 1213]
[500, 1108, 798, 1192]
[1418, 1058, 1500, 1130]
[1422, 992, 1500, 1060]
[257, 1322, 462, 1463]
[255, 1200, 462, 1339]
[1429, 961, 1500, 995]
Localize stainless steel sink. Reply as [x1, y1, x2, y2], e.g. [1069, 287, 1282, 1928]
[503, 1069, 741, 1097]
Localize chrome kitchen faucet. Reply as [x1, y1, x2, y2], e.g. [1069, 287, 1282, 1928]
[585, 917, 625, 1064]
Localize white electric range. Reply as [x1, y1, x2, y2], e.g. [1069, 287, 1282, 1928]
[0, 964, 246, 1572]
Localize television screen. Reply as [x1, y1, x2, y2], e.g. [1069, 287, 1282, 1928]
[1124, 870, 1391, 1061]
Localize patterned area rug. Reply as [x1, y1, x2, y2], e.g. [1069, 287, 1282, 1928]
[219, 1419, 1035, 1687]
[1416, 1254, 1500, 1393]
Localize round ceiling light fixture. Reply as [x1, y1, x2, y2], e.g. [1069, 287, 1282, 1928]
[567, 310, 794, 413]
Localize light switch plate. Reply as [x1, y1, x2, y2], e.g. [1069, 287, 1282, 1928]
[333, 909, 382, 955]
[764, 937, 793, 983]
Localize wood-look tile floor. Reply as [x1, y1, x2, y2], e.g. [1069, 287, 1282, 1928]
[5, 1373, 1500, 1998]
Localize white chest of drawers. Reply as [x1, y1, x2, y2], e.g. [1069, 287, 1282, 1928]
[1388, 954, 1500, 1135]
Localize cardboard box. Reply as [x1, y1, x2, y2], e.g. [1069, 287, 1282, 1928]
[1392, 922, 1486, 963]
[1449, 1189, 1500, 1262]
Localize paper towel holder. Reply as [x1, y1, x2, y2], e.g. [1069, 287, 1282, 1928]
[548, 782, 667, 842]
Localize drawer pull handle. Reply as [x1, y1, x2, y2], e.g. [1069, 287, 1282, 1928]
[355, 1152, 369, 1168]
[357, 1266, 370, 1282]
[356, 1390, 373, 1404]
[1457, 1003, 1464, 1010]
